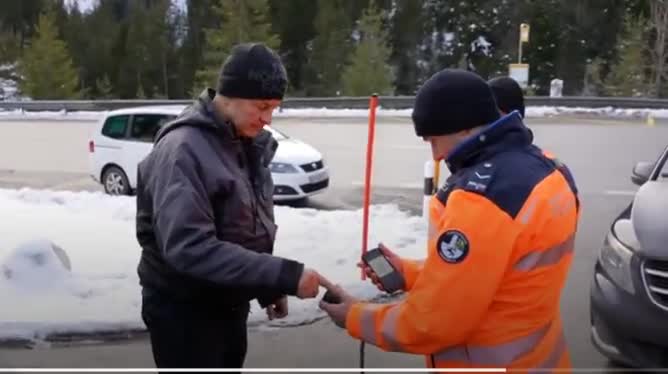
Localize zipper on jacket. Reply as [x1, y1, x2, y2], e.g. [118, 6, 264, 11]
[237, 144, 258, 234]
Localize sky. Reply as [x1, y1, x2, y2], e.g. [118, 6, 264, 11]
[64, 0, 188, 14]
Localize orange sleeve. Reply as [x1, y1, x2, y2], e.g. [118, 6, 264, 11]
[400, 258, 424, 291]
[346, 190, 520, 354]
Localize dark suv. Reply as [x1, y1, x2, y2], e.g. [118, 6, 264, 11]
[590, 144, 668, 368]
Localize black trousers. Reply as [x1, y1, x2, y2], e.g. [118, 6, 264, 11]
[141, 287, 251, 371]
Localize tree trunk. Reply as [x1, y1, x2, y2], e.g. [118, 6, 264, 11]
[650, 0, 668, 97]
[163, 50, 169, 98]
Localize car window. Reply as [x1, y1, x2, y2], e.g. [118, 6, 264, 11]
[101, 115, 129, 139]
[129, 114, 174, 143]
[659, 157, 668, 182]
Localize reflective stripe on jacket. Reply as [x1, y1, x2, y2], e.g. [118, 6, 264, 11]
[345, 112, 579, 371]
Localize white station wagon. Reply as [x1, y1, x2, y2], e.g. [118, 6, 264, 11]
[87, 106, 329, 201]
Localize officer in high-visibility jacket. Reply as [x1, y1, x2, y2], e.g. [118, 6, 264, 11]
[319, 68, 580, 371]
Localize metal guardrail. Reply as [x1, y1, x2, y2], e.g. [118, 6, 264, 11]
[2, 96, 668, 112]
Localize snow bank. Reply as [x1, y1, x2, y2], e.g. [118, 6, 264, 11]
[0, 109, 106, 121]
[1, 106, 668, 121]
[526, 106, 668, 119]
[0, 188, 427, 342]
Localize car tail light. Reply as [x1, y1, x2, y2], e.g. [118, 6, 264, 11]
[89, 140, 94, 153]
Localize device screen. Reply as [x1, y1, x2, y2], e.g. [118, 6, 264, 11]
[368, 255, 394, 277]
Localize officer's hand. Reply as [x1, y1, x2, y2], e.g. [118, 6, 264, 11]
[296, 268, 321, 299]
[357, 243, 403, 293]
[266, 296, 288, 320]
[318, 282, 358, 329]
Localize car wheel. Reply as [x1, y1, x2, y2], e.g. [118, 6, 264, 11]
[102, 166, 131, 196]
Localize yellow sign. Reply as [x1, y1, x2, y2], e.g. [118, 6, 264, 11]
[520, 23, 530, 42]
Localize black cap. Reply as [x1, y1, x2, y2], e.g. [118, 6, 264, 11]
[217, 43, 288, 100]
[488, 76, 525, 118]
[412, 69, 500, 137]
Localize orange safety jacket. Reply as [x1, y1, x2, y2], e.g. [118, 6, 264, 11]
[345, 112, 580, 372]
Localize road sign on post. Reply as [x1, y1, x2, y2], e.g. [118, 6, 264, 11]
[509, 64, 530, 89]
[518, 23, 530, 64]
[512, 23, 531, 89]
[520, 23, 530, 42]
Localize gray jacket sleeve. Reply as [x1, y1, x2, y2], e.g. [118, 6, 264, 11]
[150, 143, 304, 296]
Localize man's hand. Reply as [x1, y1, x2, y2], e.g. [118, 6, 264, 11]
[296, 268, 322, 299]
[318, 280, 359, 329]
[266, 296, 288, 320]
[357, 243, 403, 293]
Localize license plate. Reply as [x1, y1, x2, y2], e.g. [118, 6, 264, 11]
[308, 171, 327, 184]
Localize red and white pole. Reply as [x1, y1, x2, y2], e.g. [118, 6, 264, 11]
[361, 94, 378, 280]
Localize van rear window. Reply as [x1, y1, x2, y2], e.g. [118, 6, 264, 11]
[102, 115, 129, 139]
[130, 114, 173, 143]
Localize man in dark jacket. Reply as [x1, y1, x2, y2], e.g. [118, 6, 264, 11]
[488, 76, 526, 118]
[135, 43, 324, 370]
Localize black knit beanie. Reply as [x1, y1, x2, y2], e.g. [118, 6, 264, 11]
[412, 69, 500, 137]
[488, 76, 525, 118]
[217, 43, 288, 100]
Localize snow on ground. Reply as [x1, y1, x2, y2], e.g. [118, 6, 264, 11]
[0, 188, 427, 342]
[0, 109, 105, 121]
[525, 106, 668, 119]
[1, 106, 668, 121]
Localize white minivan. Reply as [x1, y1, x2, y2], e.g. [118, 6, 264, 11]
[88, 106, 329, 201]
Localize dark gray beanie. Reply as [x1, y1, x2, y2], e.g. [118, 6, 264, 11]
[412, 69, 500, 137]
[217, 43, 288, 100]
[489, 76, 525, 118]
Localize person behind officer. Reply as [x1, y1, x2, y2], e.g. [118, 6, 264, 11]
[488, 75, 565, 161]
[320, 69, 580, 371]
[135, 43, 325, 370]
[488, 75, 525, 118]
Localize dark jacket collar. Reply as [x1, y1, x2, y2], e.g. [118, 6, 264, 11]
[445, 111, 533, 173]
[155, 88, 278, 165]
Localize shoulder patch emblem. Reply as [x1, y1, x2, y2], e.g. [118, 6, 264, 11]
[437, 230, 469, 264]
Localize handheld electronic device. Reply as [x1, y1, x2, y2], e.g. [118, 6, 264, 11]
[361, 247, 405, 293]
[322, 289, 342, 304]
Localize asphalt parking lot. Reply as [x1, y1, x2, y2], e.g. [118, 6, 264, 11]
[0, 114, 666, 371]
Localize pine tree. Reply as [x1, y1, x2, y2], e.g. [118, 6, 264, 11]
[18, 7, 82, 99]
[341, 0, 394, 96]
[583, 57, 606, 96]
[268, 0, 318, 94]
[304, 0, 351, 96]
[194, 0, 281, 91]
[603, 15, 649, 97]
[95, 74, 114, 99]
[389, 0, 424, 95]
[152, 85, 168, 99]
[136, 82, 146, 99]
[0, 31, 20, 98]
[0, 31, 19, 65]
